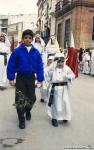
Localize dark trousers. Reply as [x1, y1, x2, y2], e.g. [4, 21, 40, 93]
[15, 74, 36, 121]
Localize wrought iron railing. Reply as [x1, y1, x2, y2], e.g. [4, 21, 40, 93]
[55, 0, 94, 16]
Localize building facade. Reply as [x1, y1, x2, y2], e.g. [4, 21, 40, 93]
[8, 22, 23, 48]
[37, 0, 57, 43]
[0, 14, 38, 48]
[0, 15, 8, 33]
[55, 0, 94, 49]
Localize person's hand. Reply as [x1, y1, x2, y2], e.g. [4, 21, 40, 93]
[9, 80, 16, 86]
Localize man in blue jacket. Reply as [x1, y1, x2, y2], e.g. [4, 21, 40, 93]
[7, 29, 44, 129]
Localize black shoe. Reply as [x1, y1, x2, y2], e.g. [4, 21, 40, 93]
[19, 120, 25, 129]
[0, 86, 6, 90]
[26, 111, 31, 121]
[52, 119, 58, 127]
[40, 99, 45, 102]
[63, 120, 68, 123]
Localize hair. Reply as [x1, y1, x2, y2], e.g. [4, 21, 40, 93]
[0, 34, 5, 42]
[22, 29, 34, 39]
[54, 57, 65, 62]
[35, 37, 41, 43]
[51, 38, 54, 45]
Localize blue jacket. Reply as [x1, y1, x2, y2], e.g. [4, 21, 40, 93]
[7, 43, 44, 81]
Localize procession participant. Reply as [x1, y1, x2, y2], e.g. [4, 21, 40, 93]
[78, 48, 84, 72]
[0, 32, 11, 90]
[47, 53, 75, 127]
[46, 35, 60, 58]
[40, 56, 54, 103]
[90, 49, 94, 75]
[33, 34, 47, 67]
[82, 50, 90, 74]
[7, 29, 44, 129]
[66, 47, 78, 78]
[33, 34, 45, 54]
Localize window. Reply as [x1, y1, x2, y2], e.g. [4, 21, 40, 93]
[57, 23, 62, 47]
[1, 28, 7, 33]
[64, 19, 71, 48]
[0, 20, 2, 26]
[92, 17, 94, 40]
[2, 19, 8, 27]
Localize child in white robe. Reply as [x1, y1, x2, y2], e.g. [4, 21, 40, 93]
[40, 56, 54, 103]
[47, 53, 75, 127]
[82, 51, 90, 74]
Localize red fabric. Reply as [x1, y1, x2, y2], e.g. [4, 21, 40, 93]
[66, 47, 78, 78]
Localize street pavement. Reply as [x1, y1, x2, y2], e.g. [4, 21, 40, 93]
[0, 73, 94, 150]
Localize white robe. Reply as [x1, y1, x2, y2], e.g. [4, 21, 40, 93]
[47, 65, 75, 121]
[33, 43, 44, 54]
[40, 76, 49, 102]
[90, 52, 94, 75]
[0, 42, 11, 87]
[46, 38, 60, 55]
[32, 41, 47, 67]
[40, 64, 54, 102]
[82, 53, 90, 74]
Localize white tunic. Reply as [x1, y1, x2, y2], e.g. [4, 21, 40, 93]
[33, 42, 47, 67]
[46, 38, 60, 56]
[90, 51, 94, 75]
[40, 63, 54, 102]
[47, 65, 75, 121]
[82, 53, 90, 74]
[33, 43, 44, 54]
[0, 42, 11, 87]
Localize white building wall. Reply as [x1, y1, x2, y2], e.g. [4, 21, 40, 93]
[8, 14, 38, 30]
[0, 14, 38, 31]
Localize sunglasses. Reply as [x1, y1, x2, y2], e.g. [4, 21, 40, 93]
[57, 60, 64, 63]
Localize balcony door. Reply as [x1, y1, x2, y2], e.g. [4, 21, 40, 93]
[64, 18, 71, 48]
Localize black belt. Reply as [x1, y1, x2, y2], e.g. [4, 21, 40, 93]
[48, 81, 68, 107]
[48, 53, 55, 57]
[0, 52, 7, 55]
[52, 82, 67, 87]
[0, 52, 7, 65]
[17, 73, 35, 78]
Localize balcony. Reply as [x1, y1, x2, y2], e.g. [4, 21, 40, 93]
[63, 0, 71, 5]
[55, 0, 72, 17]
[55, 1, 63, 12]
[55, 0, 94, 18]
